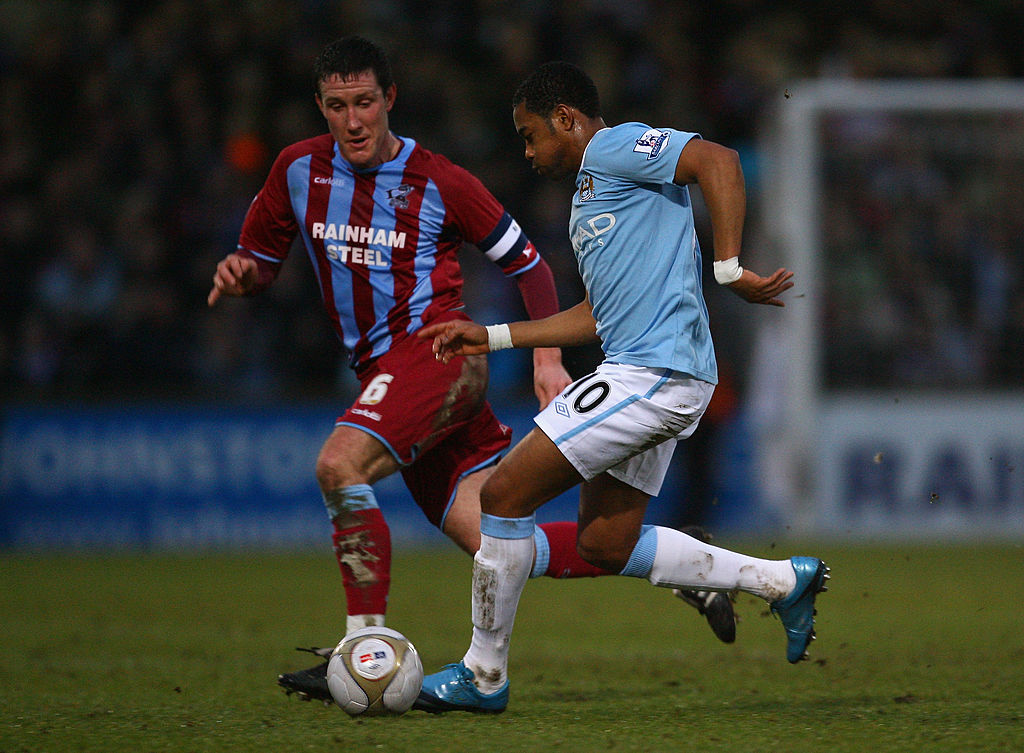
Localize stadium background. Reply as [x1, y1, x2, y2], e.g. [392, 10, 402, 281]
[2, 1, 1023, 549]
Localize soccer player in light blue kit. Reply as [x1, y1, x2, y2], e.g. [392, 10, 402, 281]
[414, 62, 829, 713]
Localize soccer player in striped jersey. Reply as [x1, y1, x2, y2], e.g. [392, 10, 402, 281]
[208, 38, 735, 702]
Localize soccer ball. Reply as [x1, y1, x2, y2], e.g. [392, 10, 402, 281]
[326, 626, 424, 716]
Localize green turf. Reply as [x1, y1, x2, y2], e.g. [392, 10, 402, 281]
[2, 542, 1023, 752]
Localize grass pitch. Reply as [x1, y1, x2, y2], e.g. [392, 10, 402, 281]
[2, 541, 1022, 752]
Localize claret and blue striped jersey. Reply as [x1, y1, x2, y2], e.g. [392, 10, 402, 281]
[238, 133, 540, 371]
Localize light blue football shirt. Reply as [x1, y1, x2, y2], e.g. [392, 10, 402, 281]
[569, 122, 717, 384]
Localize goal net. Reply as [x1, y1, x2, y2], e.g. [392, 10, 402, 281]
[754, 80, 1024, 538]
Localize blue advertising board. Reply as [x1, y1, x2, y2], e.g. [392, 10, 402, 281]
[1, 404, 753, 550]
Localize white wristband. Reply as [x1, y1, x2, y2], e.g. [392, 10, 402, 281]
[713, 257, 743, 285]
[485, 323, 513, 352]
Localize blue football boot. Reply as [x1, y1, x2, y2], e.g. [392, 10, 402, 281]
[413, 661, 509, 714]
[770, 556, 830, 663]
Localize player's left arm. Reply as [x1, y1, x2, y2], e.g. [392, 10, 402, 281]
[513, 258, 573, 407]
[674, 138, 794, 307]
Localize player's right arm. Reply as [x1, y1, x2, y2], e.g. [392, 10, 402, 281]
[420, 297, 600, 364]
[208, 145, 303, 307]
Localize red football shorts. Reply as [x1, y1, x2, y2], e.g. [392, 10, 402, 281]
[337, 312, 512, 528]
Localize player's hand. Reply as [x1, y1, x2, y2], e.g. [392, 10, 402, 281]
[418, 320, 489, 363]
[727, 267, 795, 307]
[208, 254, 259, 306]
[533, 352, 572, 409]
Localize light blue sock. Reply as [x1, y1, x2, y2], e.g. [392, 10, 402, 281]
[618, 525, 657, 578]
[479, 512, 535, 539]
[323, 483, 378, 520]
[530, 525, 550, 578]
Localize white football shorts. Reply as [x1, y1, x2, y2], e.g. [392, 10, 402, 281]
[534, 362, 714, 496]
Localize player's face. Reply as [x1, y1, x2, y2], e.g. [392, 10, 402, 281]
[317, 71, 397, 170]
[513, 103, 576, 181]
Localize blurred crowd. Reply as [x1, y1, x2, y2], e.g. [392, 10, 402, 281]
[2, 0, 1023, 404]
[823, 111, 1024, 388]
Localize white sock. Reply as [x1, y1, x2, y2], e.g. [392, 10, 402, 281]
[647, 526, 796, 602]
[462, 527, 533, 694]
[346, 613, 385, 634]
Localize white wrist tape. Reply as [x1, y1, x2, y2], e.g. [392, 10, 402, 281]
[485, 323, 513, 352]
[713, 257, 743, 285]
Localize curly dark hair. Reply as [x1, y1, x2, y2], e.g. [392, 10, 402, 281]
[314, 35, 394, 96]
[512, 61, 601, 119]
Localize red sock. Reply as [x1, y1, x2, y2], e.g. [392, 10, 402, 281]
[331, 507, 391, 617]
[538, 521, 612, 578]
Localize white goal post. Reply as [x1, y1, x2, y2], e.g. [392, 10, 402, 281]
[755, 79, 1024, 539]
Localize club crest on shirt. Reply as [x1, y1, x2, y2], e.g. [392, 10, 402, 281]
[386, 183, 414, 209]
[633, 128, 670, 160]
[578, 173, 596, 202]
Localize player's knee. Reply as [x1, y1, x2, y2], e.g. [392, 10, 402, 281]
[315, 449, 361, 492]
[315, 454, 339, 490]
